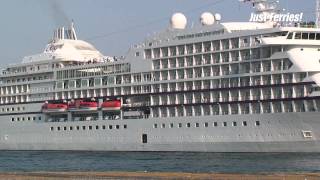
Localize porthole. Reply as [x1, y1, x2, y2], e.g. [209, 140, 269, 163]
[63, 127, 67, 131]
[50, 127, 54, 131]
[69, 126, 73, 130]
[109, 125, 113, 130]
[102, 125, 106, 130]
[76, 126, 80, 130]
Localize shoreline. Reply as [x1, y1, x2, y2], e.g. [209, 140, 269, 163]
[0, 172, 319, 180]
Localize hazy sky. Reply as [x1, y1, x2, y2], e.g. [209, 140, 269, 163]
[0, 0, 315, 65]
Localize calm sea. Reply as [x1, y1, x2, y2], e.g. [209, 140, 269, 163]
[0, 151, 319, 173]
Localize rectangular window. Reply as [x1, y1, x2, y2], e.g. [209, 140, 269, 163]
[57, 127, 61, 131]
[102, 125, 106, 129]
[195, 123, 199, 127]
[309, 33, 316, 40]
[223, 122, 227, 127]
[96, 126, 99, 130]
[63, 127, 67, 131]
[187, 123, 191, 128]
[124, 125, 127, 129]
[213, 122, 218, 127]
[178, 123, 182, 128]
[154, 124, 158, 128]
[116, 125, 120, 129]
[50, 127, 54, 131]
[302, 131, 313, 138]
[76, 126, 80, 130]
[161, 124, 165, 128]
[82, 126, 86, 130]
[170, 123, 174, 128]
[295, 32, 302, 39]
[243, 121, 247, 126]
[233, 122, 237, 126]
[69, 126, 73, 130]
[89, 126, 92, 130]
[109, 125, 113, 129]
[302, 33, 308, 39]
[204, 122, 208, 127]
[255, 121, 260, 126]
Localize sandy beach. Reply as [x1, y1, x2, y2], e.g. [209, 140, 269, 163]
[0, 172, 319, 180]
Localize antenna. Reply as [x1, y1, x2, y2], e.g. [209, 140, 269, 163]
[317, 0, 320, 28]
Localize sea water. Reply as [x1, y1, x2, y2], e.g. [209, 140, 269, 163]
[0, 151, 319, 173]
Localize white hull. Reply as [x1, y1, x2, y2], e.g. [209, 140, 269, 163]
[1, 111, 319, 152]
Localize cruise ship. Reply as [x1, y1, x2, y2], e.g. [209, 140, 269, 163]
[0, 0, 320, 152]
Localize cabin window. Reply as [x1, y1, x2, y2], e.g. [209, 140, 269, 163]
[69, 126, 73, 131]
[195, 123, 199, 127]
[233, 122, 237, 126]
[287, 33, 293, 39]
[302, 131, 313, 138]
[154, 124, 158, 128]
[255, 121, 260, 126]
[76, 126, 80, 130]
[316, 34, 320, 40]
[63, 127, 67, 131]
[302, 33, 308, 40]
[161, 124, 165, 128]
[295, 32, 302, 39]
[204, 122, 208, 127]
[50, 127, 54, 131]
[223, 122, 227, 127]
[89, 126, 92, 130]
[213, 122, 218, 127]
[170, 123, 174, 128]
[82, 126, 86, 130]
[57, 127, 61, 131]
[11, 117, 14, 122]
[309, 33, 316, 40]
[124, 125, 127, 129]
[142, 134, 147, 144]
[116, 125, 120, 129]
[109, 125, 113, 129]
[186, 123, 191, 128]
[178, 123, 182, 128]
[102, 125, 106, 130]
[96, 126, 99, 130]
[243, 121, 247, 126]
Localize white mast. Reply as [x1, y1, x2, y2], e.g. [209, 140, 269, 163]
[317, 0, 320, 28]
[239, 0, 280, 22]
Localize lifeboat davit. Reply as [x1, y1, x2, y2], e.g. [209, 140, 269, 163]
[101, 100, 121, 111]
[42, 103, 68, 113]
[68, 100, 98, 111]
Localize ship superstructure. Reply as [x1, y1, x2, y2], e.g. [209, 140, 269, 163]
[0, 0, 319, 152]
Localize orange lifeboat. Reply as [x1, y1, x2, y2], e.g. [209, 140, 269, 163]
[68, 100, 98, 111]
[101, 100, 121, 111]
[42, 103, 68, 113]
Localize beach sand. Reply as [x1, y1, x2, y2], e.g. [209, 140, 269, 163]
[0, 172, 319, 180]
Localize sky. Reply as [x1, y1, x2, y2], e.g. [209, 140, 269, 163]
[0, 0, 315, 65]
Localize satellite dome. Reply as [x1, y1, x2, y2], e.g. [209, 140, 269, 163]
[215, 13, 222, 21]
[171, 13, 187, 29]
[200, 12, 215, 26]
